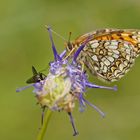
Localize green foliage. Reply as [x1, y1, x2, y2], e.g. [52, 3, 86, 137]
[1, 0, 140, 140]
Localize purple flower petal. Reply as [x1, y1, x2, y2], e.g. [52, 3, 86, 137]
[86, 82, 117, 91]
[82, 97, 105, 118]
[59, 50, 66, 59]
[47, 26, 61, 61]
[16, 84, 34, 92]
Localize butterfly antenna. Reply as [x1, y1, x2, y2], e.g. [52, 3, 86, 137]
[68, 32, 72, 42]
[67, 32, 72, 48]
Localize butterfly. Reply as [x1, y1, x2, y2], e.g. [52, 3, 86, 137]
[66, 29, 140, 82]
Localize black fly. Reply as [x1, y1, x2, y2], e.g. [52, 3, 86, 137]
[26, 66, 46, 84]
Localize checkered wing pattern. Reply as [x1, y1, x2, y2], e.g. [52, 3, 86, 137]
[70, 29, 140, 82]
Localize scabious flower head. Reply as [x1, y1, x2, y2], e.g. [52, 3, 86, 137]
[34, 58, 90, 112]
[16, 27, 117, 136]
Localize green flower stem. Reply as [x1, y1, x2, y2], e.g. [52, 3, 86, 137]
[37, 110, 53, 140]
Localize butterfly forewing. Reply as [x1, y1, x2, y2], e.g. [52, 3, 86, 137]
[70, 29, 140, 82]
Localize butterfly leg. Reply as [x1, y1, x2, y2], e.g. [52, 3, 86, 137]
[64, 48, 76, 60]
[80, 61, 85, 72]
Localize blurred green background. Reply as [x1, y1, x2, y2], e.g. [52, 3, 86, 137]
[1, 0, 140, 140]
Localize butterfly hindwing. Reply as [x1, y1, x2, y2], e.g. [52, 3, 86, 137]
[69, 29, 140, 82]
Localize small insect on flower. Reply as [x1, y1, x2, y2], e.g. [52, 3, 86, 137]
[26, 66, 46, 84]
[66, 29, 140, 82]
[16, 27, 117, 136]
